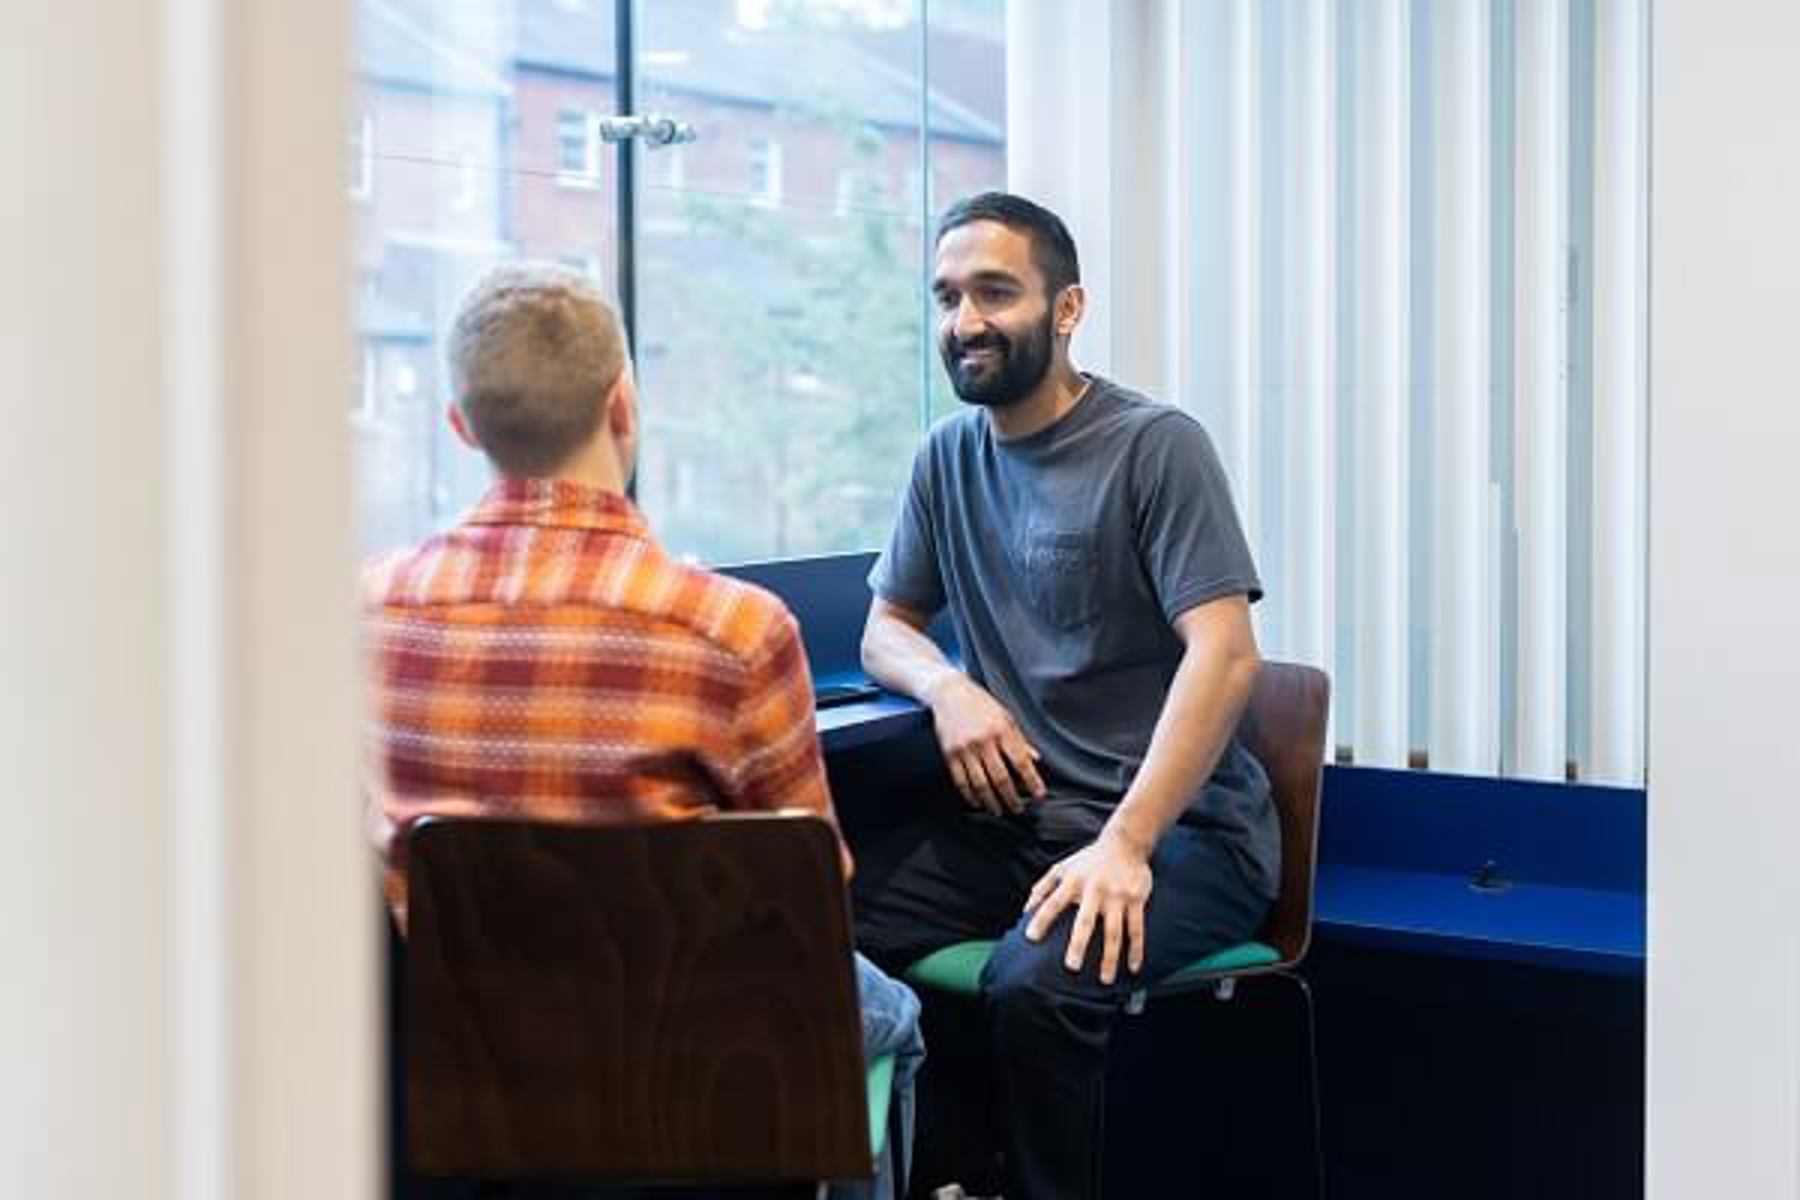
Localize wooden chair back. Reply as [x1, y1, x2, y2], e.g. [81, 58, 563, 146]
[1235, 662, 1331, 965]
[403, 812, 870, 1185]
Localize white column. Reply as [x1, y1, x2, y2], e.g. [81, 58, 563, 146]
[0, 1, 374, 1197]
[228, 1, 377, 1194]
[1282, 0, 1337, 697]
[1590, 0, 1647, 785]
[166, 0, 232, 1194]
[1512, 0, 1570, 780]
[1, 3, 177, 1192]
[1427, 0, 1496, 774]
[1648, 1, 1800, 1194]
[1350, 0, 1410, 768]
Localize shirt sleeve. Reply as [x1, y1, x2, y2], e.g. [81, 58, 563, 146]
[1132, 410, 1264, 622]
[730, 607, 853, 875]
[867, 440, 946, 616]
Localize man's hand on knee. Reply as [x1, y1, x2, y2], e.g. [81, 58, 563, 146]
[1021, 830, 1153, 985]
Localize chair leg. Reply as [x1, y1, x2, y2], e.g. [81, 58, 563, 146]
[1279, 972, 1326, 1200]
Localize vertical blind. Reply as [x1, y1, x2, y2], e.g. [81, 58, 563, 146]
[1180, 0, 1646, 784]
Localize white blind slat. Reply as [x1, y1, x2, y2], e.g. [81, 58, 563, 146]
[1590, 0, 1648, 785]
[1282, 0, 1338, 714]
[1427, 0, 1498, 774]
[1350, 0, 1410, 767]
[1513, 0, 1571, 780]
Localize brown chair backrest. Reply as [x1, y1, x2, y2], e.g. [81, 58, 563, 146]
[403, 812, 871, 1185]
[1235, 661, 1331, 965]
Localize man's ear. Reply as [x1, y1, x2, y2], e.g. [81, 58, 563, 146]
[606, 370, 637, 442]
[1055, 284, 1087, 338]
[446, 402, 480, 449]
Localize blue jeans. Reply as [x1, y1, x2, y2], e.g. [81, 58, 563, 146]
[837, 952, 925, 1200]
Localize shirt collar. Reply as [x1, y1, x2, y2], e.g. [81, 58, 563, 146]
[462, 478, 649, 538]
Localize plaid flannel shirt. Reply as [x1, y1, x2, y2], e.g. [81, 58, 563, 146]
[363, 478, 844, 923]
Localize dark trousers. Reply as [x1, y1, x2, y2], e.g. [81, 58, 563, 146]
[851, 791, 1270, 1200]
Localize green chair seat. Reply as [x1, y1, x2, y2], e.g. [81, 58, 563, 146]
[866, 1052, 895, 1159]
[903, 940, 999, 996]
[903, 938, 1283, 998]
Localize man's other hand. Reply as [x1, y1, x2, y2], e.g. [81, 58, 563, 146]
[922, 673, 1047, 815]
[1022, 830, 1154, 985]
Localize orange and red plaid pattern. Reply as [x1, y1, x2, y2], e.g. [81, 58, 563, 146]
[363, 478, 842, 923]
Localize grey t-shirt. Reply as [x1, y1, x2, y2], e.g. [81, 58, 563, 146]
[870, 375, 1279, 898]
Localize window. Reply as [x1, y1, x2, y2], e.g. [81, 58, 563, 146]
[451, 157, 478, 213]
[351, 0, 1006, 568]
[556, 107, 600, 185]
[1174, 3, 1647, 784]
[747, 137, 782, 207]
[560, 252, 603, 282]
[354, 345, 378, 419]
[636, 2, 1006, 561]
[348, 114, 373, 201]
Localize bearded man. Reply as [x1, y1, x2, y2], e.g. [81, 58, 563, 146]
[853, 193, 1277, 1200]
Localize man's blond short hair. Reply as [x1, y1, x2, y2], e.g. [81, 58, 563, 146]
[446, 263, 628, 477]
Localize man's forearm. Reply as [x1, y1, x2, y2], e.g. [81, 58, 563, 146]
[861, 611, 961, 704]
[1103, 639, 1261, 856]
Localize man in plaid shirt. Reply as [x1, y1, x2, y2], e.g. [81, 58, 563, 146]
[365, 263, 920, 1199]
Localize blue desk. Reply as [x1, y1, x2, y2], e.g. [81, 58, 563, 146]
[816, 690, 930, 754]
[724, 550, 1647, 980]
[1316, 764, 1645, 976]
[719, 552, 949, 757]
[1315, 866, 1644, 976]
[816, 696, 1647, 977]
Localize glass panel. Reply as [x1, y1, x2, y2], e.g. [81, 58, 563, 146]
[635, 0, 1006, 563]
[351, 0, 619, 557]
[922, 0, 1011, 427]
[352, 0, 1005, 565]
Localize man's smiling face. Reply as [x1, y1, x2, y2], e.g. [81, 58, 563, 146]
[932, 220, 1059, 409]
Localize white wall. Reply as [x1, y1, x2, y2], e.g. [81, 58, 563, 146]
[0, 1, 374, 1197]
[1647, 1, 1800, 1195]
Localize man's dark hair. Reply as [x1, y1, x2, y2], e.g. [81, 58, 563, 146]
[936, 192, 1081, 297]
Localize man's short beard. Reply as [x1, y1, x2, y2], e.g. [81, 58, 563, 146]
[942, 306, 1056, 409]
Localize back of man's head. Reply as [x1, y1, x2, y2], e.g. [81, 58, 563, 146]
[447, 263, 627, 478]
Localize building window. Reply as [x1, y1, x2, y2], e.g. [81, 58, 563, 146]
[560, 253, 603, 282]
[748, 137, 782, 207]
[349, 114, 374, 201]
[451, 157, 478, 213]
[660, 143, 686, 192]
[354, 344, 378, 419]
[557, 107, 600, 186]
